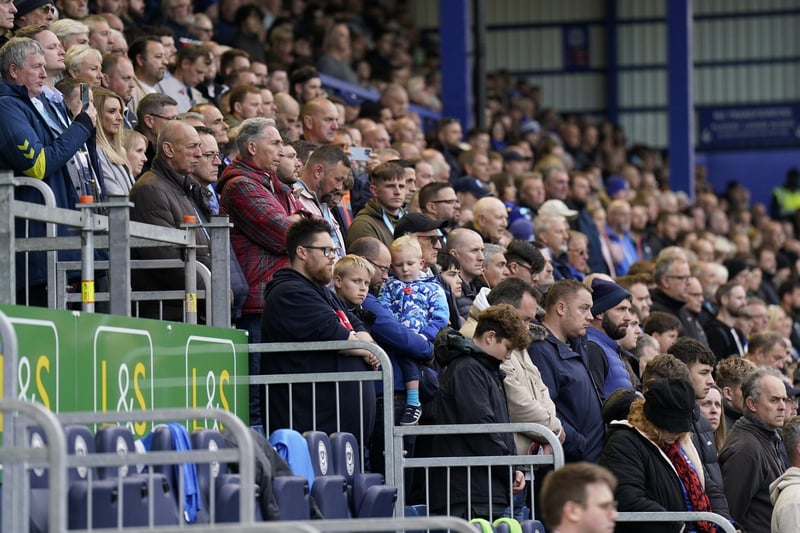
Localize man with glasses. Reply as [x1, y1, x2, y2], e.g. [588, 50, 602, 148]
[13, 0, 54, 30]
[419, 182, 459, 228]
[261, 218, 378, 438]
[128, 119, 207, 321]
[135, 92, 177, 173]
[505, 239, 546, 287]
[650, 255, 692, 327]
[704, 282, 749, 361]
[678, 276, 709, 344]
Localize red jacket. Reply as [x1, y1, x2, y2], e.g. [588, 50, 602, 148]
[217, 157, 301, 315]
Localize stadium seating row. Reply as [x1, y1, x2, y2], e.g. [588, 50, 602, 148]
[20, 422, 396, 531]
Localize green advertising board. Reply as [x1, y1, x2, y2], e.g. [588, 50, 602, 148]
[0, 305, 249, 437]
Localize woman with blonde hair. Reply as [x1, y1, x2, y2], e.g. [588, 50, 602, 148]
[122, 129, 148, 180]
[92, 87, 133, 195]
[64, 44, 103, 85]
[600, 378, 734, 533]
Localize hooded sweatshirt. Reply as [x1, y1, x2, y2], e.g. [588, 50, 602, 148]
[770, 466, 800, 533]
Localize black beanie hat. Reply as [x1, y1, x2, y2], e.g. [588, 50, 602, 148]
[591, 278, 631, 316]
[644, 378, 695, 434]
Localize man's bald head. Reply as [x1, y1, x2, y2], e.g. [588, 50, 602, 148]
[301, 97, 339, 144]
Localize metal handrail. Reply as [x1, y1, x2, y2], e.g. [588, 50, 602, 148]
[616, 511, 736, 533]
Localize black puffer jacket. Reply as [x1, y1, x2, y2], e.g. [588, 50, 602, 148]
[601, 422, 732, 533]
[428, 329, 516, 514]
[692, 402, 725, 492]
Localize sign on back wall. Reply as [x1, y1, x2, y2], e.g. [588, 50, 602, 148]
[0, 305, 249, 437]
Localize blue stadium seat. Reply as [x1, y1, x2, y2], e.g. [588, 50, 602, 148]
[329, 432, 396, 517]
[303, 430, 333, 477]
[190, 428, 263, 523]
[301, 430, 351, 518]
[27, 426, 50, 533]
[64, 425, 96, 485]
[272, 476, 311, 520]
[309, 475, 350, 519]
[94, 425, 136, 479]
[148, 424, 201, 523]
[68, 475, 179, 528]
[191, 429, 229, 523]
[519, 519, 546, 533]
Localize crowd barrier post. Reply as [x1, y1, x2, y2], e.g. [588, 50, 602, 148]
[0, 398, 67, 533]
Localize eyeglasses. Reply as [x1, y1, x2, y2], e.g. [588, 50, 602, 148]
[418, 235, 442, 245]
[38, 4, 56, 14]
[568, 248, 587, 255]
[431, 199, 459, 205]
[150, 113, 177, 121]
[366, 257, 390, 274]
[202, 151, 221, 161]
[302, 245, 335, 257]
[666, 274, 691, 282]
[513, 262, 537, 275]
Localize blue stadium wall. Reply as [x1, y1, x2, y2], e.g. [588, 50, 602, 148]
[410, 0, 800, 207]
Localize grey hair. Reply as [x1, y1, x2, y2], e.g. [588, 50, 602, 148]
[741, 368, 782, 404]
[532, 213, 565, 237]
[653, 255, 684, 285]
[0, 38, 44, 79]
[634, 333, 660, 358]
[236, 117, 275, 155]
[483, 243, 506, 265]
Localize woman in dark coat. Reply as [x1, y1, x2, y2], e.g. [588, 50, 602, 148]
[600, 378, 735, 533]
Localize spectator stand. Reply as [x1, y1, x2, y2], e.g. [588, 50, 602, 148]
[319, 73, 441, 133]
[392, 422, 564, 520]
[0, 173, 233, 327]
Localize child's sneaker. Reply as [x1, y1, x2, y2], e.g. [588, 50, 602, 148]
[399, 405, 422, 426]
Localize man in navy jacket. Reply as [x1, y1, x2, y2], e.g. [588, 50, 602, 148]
[529, 279, 605, 462]
[0, 37, 97, 303]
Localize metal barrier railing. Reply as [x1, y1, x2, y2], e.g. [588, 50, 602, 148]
[617, 511, 737, 533]
[248, 341, 396, 487]
[113, 516, 477, 533]
[56, 259, 214, 323]
[57, 408, 256, 528]
[0, 398, 68, 533]
[393, 422, 564, 520]
[0, 174, 233, 328]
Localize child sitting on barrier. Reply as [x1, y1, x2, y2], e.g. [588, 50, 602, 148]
[377, 236, 449, 425]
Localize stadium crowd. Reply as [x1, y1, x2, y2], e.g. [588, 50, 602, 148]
[5, 0, 800, 530]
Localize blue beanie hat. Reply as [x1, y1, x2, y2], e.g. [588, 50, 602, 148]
[591, 278, 631, 316]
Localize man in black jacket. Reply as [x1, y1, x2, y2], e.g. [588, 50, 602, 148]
[667, 338, 726, 493]
[429, 304, 531, 519]
[703, 282, 748, 362]
[720, 369, 788, 533]
[261, 218, 379, 439]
